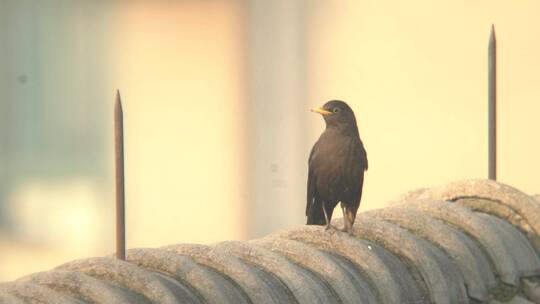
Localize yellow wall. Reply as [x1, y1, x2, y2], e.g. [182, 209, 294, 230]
[110, 0, 247, 246]
[306, 0, 540, 210]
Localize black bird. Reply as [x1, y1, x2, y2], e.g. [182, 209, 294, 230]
[306, 100, 368, 233]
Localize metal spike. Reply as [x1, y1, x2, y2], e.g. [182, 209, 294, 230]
[488, 25, 497, 180]
[115, 90, 126, 260]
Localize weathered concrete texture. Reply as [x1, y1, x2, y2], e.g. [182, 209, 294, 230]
[251, 237, 378, 303]
[56, 257, 203, 303]
[368, 207, 497, 302]
[395, 179, 540, 237]
[454, 197, 540, 256]
[522, 278, 540, 303]
[3, 179, 540, 304]
[162, 243, 296, 304]
[491, 296, 535, 304]
[0, 282, 85, 304]
[455, 198, 533, 234]
[125, 248, 250, 304]
[339, 215, 469, 304]
[476, 213, 540, 277]
[0, 292, 25, 304]
[0, 292, 24, 304]
[211, 240, 339, 304]
[18, 270, 145, 304]
[270, 226, 427, 304]
[395, 199, 540, 286]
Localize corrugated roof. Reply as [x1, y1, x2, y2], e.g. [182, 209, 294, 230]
[2, 179, 540, 303]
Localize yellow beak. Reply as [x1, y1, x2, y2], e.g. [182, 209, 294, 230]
[311, 107, 332, 116]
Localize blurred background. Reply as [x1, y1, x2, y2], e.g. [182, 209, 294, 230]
[1, 0, 539, 281]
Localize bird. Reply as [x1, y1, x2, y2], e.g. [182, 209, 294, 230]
[306, 100, 368, 233]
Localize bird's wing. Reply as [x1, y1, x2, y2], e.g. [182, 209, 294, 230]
[362, 143, 368, 171]
[306, 144, 326, 225]
[306, 145, 317, 216]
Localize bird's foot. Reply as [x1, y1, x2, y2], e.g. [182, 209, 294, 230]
[325, 224, 337, 232]
[341, 224, 355, 235]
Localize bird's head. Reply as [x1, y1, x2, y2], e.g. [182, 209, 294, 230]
[311, 100, 358, 132]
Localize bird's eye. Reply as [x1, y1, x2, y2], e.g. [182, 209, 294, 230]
[333, 108, 340, 113]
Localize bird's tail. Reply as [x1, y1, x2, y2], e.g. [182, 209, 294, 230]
[306, 199, 326, 225]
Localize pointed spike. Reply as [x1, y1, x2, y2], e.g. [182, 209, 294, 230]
[114, 90, 126, 260]
[115, 90, 123, 112]
[488, 26, 497, 180]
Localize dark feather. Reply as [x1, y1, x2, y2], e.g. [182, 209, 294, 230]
[306, 100, 368, 230]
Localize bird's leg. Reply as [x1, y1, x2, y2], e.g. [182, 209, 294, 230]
[340, 203, 352, 233]
[340, 204, 348, 233]
[344, 209, 356, 235]
[323, 204, 335, 231]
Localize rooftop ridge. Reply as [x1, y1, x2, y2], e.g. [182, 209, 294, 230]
[2, 179, 540, 303]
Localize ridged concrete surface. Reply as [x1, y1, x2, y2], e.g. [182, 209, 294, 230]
[2, 179, 540, 303]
